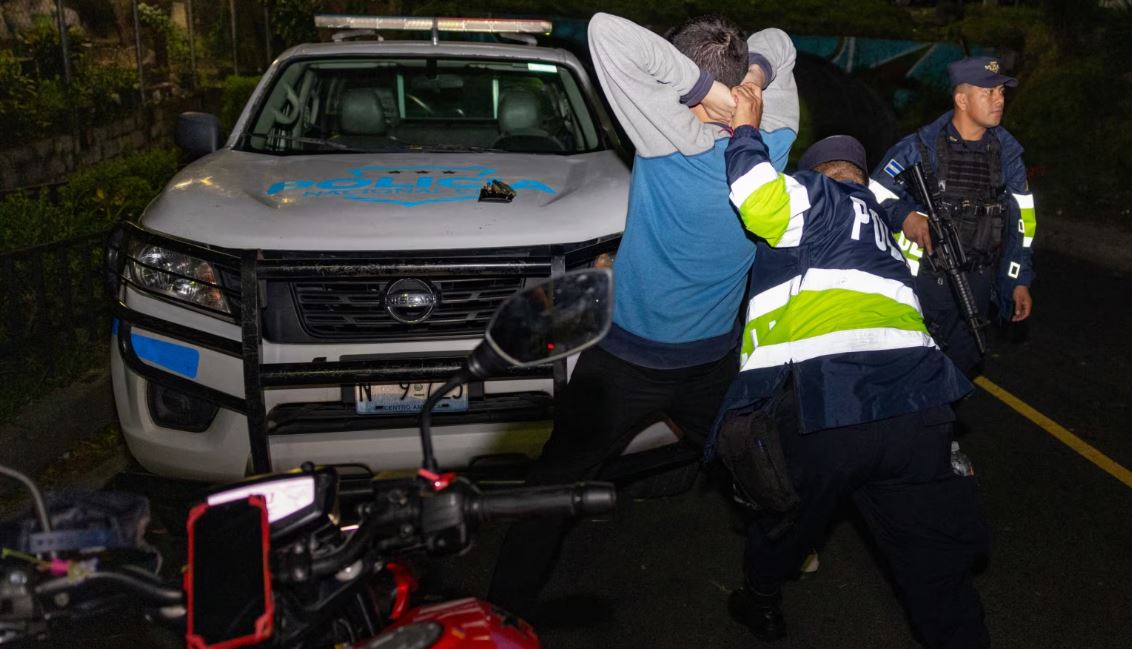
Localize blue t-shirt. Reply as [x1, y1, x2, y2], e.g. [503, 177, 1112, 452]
[600, 138, 754, 368]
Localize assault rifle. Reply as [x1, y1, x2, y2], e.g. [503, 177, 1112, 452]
[896, 162, 988, 355]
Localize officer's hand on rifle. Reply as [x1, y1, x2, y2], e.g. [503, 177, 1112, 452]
[902, 210, 933, 255]
[731, 83, 764, 130]
[1012, 285, 1033, 322]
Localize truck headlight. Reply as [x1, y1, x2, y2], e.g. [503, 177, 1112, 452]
[126, 242, 230, 314]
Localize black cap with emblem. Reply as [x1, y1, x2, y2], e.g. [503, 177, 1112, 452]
[948, 56, 1018, 89]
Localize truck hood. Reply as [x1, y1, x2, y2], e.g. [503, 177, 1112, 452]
[141, 149, 629, 251]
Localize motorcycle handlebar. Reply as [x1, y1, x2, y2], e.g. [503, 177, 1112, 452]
[470, 482, 617, 522]
[36, 568, 183, 606]
[311, 479, 617, 579]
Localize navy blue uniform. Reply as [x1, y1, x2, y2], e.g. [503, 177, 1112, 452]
[716, 126, 990, 649]
[869, 111, 1036, 374]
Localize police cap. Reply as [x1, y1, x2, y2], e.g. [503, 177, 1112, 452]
[797, 135, 867, 175]
[948, 56, 1018, 89]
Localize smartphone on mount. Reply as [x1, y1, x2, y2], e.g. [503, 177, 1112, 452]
[185, 495, 273, 649]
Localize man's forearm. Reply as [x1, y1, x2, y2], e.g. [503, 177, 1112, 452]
[746, 27, 798, 170]
[587, 12, 712, 157]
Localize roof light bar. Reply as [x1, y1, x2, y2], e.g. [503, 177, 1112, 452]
[314, 15, 552, 35]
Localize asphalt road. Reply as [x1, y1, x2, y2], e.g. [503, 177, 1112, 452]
[418, 247, 1132, 649]
[41, 247, 1132, 648]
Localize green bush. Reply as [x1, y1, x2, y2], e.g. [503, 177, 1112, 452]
[20, 16, 87, 81]
[59, 147, 180, 225]
[70, 65, 137, 123]
[0, 193, 71, 253]
[273, 0, 325, 48]
[138, 2, 194, 86]
[0, 18, 137, 145]
[950, 6, 1042, 52]
[1006, 59, 1132, 222]
[0, 52, 37, 134]
[0, 148, 176, 424]
[220, 75, 263, 133]
[0, 147, 180, 254]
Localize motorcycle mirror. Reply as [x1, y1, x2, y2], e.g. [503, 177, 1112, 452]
[467, 268, 614, 377]
[416, 269, 613, 473]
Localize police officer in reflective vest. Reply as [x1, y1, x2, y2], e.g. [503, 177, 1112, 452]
[869, 56, 1035, 376]
[714, 82, 989, 648]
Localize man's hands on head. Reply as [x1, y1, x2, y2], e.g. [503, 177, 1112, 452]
[699, 80, 737, 124]
[730, 83, 764, 130]
[902, 211, 933, 255]
[742, 64, 766, 90]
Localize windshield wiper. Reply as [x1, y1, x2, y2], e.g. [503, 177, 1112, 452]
[407, 144, 510, 154]
[241, 133, 377, 153]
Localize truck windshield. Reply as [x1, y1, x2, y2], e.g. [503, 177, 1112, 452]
[239, 56, 605, 155]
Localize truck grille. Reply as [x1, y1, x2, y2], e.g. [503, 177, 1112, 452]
[290, 276, 528, 340]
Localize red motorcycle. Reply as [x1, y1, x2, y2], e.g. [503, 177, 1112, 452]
[0, 269, 616, 649]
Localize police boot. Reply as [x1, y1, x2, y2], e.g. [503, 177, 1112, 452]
[728, 586, 786, 642]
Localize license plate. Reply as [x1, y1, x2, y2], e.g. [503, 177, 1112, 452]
[355, 382, 469, 415]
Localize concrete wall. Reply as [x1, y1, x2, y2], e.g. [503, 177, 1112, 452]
[0, 98, 196, 193]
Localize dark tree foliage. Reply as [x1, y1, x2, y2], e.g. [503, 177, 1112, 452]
[1040, 0, 1102, 52]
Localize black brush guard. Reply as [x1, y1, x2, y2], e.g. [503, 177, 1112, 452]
[106, 222, 619, 474]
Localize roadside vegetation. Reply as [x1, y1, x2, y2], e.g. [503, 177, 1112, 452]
[0, 19, 137, 149]
[0, 65, 260, 425]
[0, 147, 180, 253]
[0, 148, 180, 424]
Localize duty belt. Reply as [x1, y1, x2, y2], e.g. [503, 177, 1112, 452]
[939, 201, 1004, 218]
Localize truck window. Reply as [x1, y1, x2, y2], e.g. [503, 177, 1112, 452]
[240, 57, 604, 155]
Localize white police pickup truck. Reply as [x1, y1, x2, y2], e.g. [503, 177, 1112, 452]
[107, 17, 686, 482]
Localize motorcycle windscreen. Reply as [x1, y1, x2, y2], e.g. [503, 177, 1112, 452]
[185, 496, 274, 649]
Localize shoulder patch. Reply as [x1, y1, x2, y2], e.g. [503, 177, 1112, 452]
[883, 159, 905, 178]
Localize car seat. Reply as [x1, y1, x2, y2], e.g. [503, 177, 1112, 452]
[333, 88, 398, 149]
[491, 88, 565, 153]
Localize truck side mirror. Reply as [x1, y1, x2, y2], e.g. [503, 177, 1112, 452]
[175, 112, 221, 159]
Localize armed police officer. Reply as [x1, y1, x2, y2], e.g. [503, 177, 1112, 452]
[715, 84, 989, 648]
[869, 56, 1036, 376]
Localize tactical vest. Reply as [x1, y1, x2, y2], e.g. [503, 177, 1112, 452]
[922, 130, 1007, 269]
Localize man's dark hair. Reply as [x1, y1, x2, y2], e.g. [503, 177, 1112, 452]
[669, 15, 748, 88]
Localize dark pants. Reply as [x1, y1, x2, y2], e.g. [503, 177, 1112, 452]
[488, 344, 738, 616]
[915, 266, 994, 376]
[744, 393, 991, 649]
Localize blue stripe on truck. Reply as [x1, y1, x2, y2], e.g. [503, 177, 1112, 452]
[130, 333, 200, 379]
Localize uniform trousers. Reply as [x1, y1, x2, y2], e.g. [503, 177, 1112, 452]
[488, 344, 738, 617]
[914, 265, 995, 376]
[744, 388, 991, 649]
